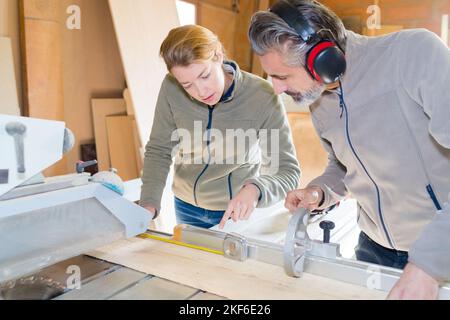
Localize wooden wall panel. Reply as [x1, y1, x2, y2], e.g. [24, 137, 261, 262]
[20, 0, 67, 176]
[198, 2, 237, 59]
[287, 112, 328, 188]
[61, 0, 126, 174]
[251, 0, 270, 77]
[200, 0, 234, 9]
[20, 0, 126, 176]
[233, 0, 258, 71]
[91, 99, 127, 172]
[197, 0, 259, 72]
[320, 0, 447, 37]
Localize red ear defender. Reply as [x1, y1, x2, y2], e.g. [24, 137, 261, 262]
[306, 41, 336, 82]
[269, 0, 347, 85]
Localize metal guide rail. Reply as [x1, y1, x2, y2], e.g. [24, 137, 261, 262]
[141, 208, 450, 300]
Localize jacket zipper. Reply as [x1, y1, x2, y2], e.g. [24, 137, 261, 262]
[338, 86, 395, 249]
[227, 172, 233, 200]
[193, 106, 214, 206]
[427, 185, 442, 210]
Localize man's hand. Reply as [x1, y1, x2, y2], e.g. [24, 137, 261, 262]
[219, 183, 260, 229]
[387, 262, 439, 300]
[285, 187, 324, 212]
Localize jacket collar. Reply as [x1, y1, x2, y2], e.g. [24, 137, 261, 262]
[220, 60, 243, 103]
[340, 30, 369, 92]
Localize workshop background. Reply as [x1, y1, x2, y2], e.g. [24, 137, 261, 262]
[1, 0, 450, 302]
[0, 0, 449, 231]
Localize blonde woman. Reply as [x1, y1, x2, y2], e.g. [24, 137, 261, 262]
[140, 25, 300, 229]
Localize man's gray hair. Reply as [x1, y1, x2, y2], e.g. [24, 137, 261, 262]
[248, 0, 347, 68]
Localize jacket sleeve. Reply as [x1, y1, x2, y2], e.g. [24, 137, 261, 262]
[409, 194, 450, 283]
[306, 114, 348, 210]
[139, 77, 178, 212]
[244, 94, 301, 208]
[399, 29, 450, 282]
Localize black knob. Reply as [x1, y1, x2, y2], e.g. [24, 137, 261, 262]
[76, 160, 98, 174]
[319, 220, 335, 244]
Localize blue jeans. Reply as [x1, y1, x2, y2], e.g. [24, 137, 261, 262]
[355, 232, 409, 270]
[174, 197, 225, 229]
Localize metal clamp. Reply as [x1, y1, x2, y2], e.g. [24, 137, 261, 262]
[223, 233, 248, 261]
[284, 208, 342, 278]
[284, 208, 311, 277]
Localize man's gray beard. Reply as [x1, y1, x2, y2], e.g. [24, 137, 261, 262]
[286, 82, 326, 108]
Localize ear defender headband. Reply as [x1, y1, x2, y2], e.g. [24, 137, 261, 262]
[269, 0, 347, 84]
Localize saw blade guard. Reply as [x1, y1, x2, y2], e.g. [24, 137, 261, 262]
[0, 183, 151, 284]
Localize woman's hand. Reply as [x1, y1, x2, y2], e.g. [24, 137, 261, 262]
[219, 183, 261, 229]
[142, 205, 158, 220]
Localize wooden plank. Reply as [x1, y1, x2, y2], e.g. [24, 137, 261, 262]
[108, 0, 179, 148]
[131, 118, 143, 175]
[20, 19, 63, 120]
[56, 267, 147, 300]
[123, 88, 134, 116]
[190, 292, 228, 300]
[88, 238, 387, 300]
[109, 277, 199, 300]
[91, 99, 127, 172]
[21, 0, 59, 20]
[123, 89, 143, 174]
[0, 37, 20, 115]
[20, 0, 63, 120]
[20, 0, 67, 177]
[106, 115, 139, 181]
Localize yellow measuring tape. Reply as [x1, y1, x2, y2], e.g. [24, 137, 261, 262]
[138, 233, 224, 256]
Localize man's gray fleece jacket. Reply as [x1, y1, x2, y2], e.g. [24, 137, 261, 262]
[308, 29, 450, 283]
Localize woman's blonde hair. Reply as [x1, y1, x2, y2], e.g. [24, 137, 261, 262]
[160, 25, 225, 71]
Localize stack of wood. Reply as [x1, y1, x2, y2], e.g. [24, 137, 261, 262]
[91, 89, 143, 182]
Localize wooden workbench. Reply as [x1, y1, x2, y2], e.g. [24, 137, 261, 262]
[87, 237, 387, 300]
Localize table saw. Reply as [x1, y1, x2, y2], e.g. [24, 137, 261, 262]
[1, 115, 449, 300]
